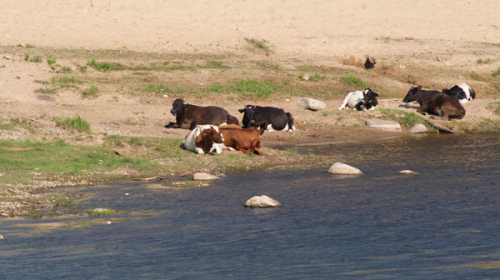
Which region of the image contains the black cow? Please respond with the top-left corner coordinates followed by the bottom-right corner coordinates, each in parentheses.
top-left (165, 98), bottom-right (239, 129)
top-left (238, 105), bottom-right (295, 132)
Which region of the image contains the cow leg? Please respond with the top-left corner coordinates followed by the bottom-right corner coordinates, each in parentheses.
top-left (189, 121), bottom-right (197, 130)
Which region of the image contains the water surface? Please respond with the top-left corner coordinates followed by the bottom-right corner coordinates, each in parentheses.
top-left (1, 134), bottom-right (500, 279)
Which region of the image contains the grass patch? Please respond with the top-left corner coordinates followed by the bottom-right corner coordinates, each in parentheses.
top-left (206, 83), bottom-right (224, 93)
top-left (255, 60), bottom-right (281, 71)
top-left (0, 140), bottom-right (152, 184)
top-left (487, 101), bottom-right (500, 116)
top-left (0, 118), bottom-right (34, 132)
top-left (54, 116), bottom-right (91, 133)
top-left (81, 84), bottom-right (99, 99)
top-left (47, 56), bottom-right (56, 66)
top-left (86, 208), bottom-right (120, 217)
top-left (24, 54), bottom-right (42, 63)
top-left (144, 84), bottom-right (170, 94)
top-left (492, 68), bottom-right (500, 77)
top-left (341, 73), bottom-right (367, 88)
top-left (204, 80), bottom-right (279, 98)
top-left (379, 108), bottom-right (430, 128)
top-left (244, 38), bottom-right (272, 55)
top-left (87, 58), bottom-right (126, 72)
top-left (230, 80), bottom-right (279, 98)
top-left (200, 60), bottom-right (229, 69)
top-left (302, 73), bottom-right (324, 82)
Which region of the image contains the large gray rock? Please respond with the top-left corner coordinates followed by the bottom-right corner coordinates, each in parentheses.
top-left (244, 195), bottom-right (281, 208)
top-left (193, 172), bottom-right (219, 181)
top-left (301, 98), bottom-right (326, 111)
top-left (409, 123), bottom-right (428, 134)
top-left (328, 162), bottom-right (363, 175)
top-left (366, 119), bottom-right (402, 132)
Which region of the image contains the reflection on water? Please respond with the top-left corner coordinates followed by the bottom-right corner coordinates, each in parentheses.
top-left (1, 134), bottom-right (500, 279)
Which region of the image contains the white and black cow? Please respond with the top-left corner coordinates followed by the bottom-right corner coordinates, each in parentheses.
top-left (181, 125), bottom-right (225, 155)
top-left (338, 88), bottom-right (379, 111)
top-left (442, 83), bottom-right (476, 104)
top-left (238, 105), bottom-right (295, 132)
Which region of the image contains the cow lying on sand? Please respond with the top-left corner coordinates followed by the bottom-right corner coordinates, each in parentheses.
top-left (165, 98), bottom-right (239, 129)
top-left (238, 105), bottom-right (295, 132)
top-left (338, 88), bottom-right (379, 111)
top-left (181, 125), bottom-right (224, 154)
top-left (403, 86), bottom-right (465, 120)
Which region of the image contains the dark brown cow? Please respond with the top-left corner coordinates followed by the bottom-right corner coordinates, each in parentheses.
top-left (403, 86), bottom-right (465, 120)
top-left (165, 98), bottom-right (239, 129)
top-left (219, 127), bottom-right (262, 155)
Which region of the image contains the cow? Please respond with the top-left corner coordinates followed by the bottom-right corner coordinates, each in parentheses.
top-left (338, 88), bottom-right (379, 111)
top-left (403, 86), bottom-right (465, 120)
top-left (181, 125), bottom-right (224, 155)
top-left (238, 105), bottom-right (295, 132)
top-left (442, 83), bottom-right (476, 104)
top-left (165, 98), bottom-right (239, 129)
top-left (219, 127), bottom-right (262, 155)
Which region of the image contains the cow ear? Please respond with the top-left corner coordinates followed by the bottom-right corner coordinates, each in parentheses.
top-left (238, 108), bottom-right (245, 113)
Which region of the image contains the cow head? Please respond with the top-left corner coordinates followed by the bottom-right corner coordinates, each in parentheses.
top-left (363, 88), bottom-right (379, 109)
top-left (238, 105), bottom-right (256, 128)
top-left (402, 86), bottom-right (422, 103)
top-left (195, 127), bottom-right (224, 154)
top-left (170, 98), bottom-right (185, 116)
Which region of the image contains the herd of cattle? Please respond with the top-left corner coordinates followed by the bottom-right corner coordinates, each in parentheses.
top-left (165, 82), bottom-right (476, 155)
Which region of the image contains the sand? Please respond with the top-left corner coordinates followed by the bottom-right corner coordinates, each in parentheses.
top-left (1, 0), bottom-right (499, 57)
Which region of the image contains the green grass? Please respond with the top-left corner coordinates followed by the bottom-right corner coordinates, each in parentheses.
top-left (0, 140), bottom-right (151, 184)
top-left (244, 38), bottom-right (272, 55)
top-left (81, 84), bottom-right (99, 98)
top-left (487, 101), bottom-right (500, 116)
top-left (229, 80), bottom-right (279, 98)
top-left (200, 60), bottom-right (229, 69)
top-left (24, 54), bottom-right (42, 63)
top-left (47, 56), bottom-right (56, 66)
top-left (493, 68), bottom-right (500, 77)
top-left (86, 208), bottom-right (120, 217)
top-left (0, 118), bottom-right (34, 132)
top-left (379, 108), bottom-right (430, 128)
top-left (207, 83), bottom-right (224, 93)
top-left (303, 73), bottom-right (324, 82)
top-left (204, 80), bottom-right (279, 98)
top-left (87, 58), bottom-right (126, 72)
top-left (50, 75), bottom-right (82, 89)
top-left (54, 116), bottom-right (91, 133)
top-left (341, 73), bottom-right (367, 88)
top-left (144, 84), bottom-right (170, 94)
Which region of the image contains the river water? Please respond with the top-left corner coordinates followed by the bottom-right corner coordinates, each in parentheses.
top-left (1, 134), bottom-right (500, 279)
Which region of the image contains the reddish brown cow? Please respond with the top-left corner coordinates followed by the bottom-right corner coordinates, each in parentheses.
top-left (220, 127), bottom-right (262, 155)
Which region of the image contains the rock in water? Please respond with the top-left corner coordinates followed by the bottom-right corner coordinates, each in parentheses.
top-left (366, 119), bottom-right (402, 132)
top-left (328, 162), bottom-right (363, 175)
top-left (409, 123), bottom-right (428, 134)
top-left (244, 195), bottom-right (281, 208)
top-left (400, 170), bottom-right (418, 175)
top-left (301, 98), bottom-right (326, 111)
top-left (193, 172), bottom-right (219, 181)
